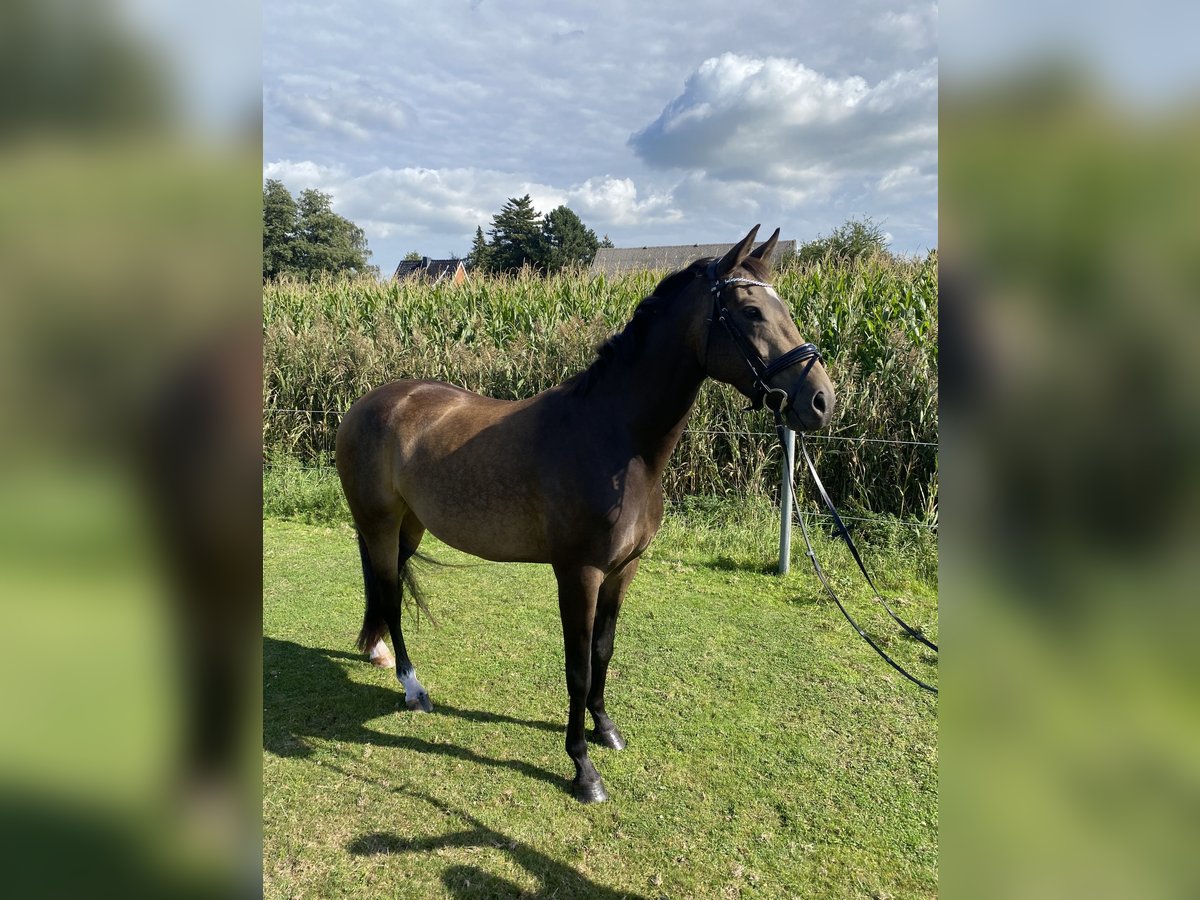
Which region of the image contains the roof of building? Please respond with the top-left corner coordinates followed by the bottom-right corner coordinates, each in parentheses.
top-left (392, 257), bottom-right (467, 281)
top-left (589, 240), bottom-right (797, 276)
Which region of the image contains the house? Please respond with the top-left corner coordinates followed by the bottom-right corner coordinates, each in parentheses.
top-left (589, 240), bottom-right (797, 276)
top-left (392, 257), bottom-right (468, 284)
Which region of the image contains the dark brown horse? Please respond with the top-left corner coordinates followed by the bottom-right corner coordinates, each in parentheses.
top-left (336, 226), bottom-right (835, 802)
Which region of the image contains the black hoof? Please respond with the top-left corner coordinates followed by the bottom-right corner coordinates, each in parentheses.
top-left (405, 691), bottom-right (433, 713)
top-left (588, 726), bottom-right (627, 750)
top-left (572, 778), bottom-right (609, 804)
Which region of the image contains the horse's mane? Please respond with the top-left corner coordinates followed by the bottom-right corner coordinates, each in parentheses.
top-left (567, 261), bottom-right (705, 396)
top-left (566, 254), bottom-right (773, 397)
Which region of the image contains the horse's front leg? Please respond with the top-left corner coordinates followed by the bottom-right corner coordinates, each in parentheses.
top-left (587, 557), bottom-right (639, 751)
top-left (554, 563), bottom-right (606, 803)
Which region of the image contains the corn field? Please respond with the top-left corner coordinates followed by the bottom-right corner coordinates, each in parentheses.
top-left (263, 253), bottom-right (938, 522)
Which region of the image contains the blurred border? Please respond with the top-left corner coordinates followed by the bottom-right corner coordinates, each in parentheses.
top-left (0, 1), bottom-right (262, 897)
top-left (942, 1), bottom-right (1200, 896)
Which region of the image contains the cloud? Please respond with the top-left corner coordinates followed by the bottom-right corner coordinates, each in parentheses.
top-left (263, 2), bottom-right (939, 258)
top-left (270, 88), bottom-right (412, 142)
top-left (262, 161), bottom-right (682, 245)
top-left (629, 53), bottom-right (937, 190)
top-left (877, 159), bottom-right (937, 199)
top-left (875, 3), bottom-right (938, 54)
top-left (565, 177), bottom-right (681, 227)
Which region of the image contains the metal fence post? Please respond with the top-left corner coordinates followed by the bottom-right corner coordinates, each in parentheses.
top-left (778, 426), bottom-right (795, 575)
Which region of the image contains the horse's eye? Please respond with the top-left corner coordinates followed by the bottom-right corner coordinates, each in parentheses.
top-left (742, 307), bottom-right (763, 321)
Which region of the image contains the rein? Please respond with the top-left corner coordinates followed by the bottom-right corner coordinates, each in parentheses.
top-left (706, 261), bottom-right (938, 694)
top-left (782, 421), bottom-right (938, 694)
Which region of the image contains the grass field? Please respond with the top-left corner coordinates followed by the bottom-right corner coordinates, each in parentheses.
top-left (264, 502), bottom-right (937, 899)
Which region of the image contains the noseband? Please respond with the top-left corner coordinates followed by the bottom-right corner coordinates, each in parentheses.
top-left (705, 260), bottom-right (822, 411)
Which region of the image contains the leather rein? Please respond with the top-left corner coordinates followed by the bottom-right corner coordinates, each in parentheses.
top-left (706, 262), bottom-right (938, 694)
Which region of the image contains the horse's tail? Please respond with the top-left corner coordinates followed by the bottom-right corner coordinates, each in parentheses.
top-left (355, 531), bottom-right (436, 653)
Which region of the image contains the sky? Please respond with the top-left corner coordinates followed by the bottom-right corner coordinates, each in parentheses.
top-left (263, 0), bottom-right (938, 272)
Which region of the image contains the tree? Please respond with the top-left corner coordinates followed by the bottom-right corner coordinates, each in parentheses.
top-left (263, 179), bottom-right (298, 281)
top-left (797, 217), bottom-right (891, 265)
top-left (261, 182), bottom-right (375, 280)
top-left (466, 226), bottom-right (491, 272)
top-left (294, 188), bottom-right (374, 278)
top-left (486, 195), bottom-right (545, 273)
top-left (541, 205), bottom-right (600, 271)
top-left (472, 198), bottom-right (606, 275)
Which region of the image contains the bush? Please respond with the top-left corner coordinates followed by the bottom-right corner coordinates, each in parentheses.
top-left (796, 217), bottom-right (892, 265)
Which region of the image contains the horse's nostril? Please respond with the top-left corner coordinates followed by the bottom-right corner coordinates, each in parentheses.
top-left (812, 391), bottom-right (827, 415)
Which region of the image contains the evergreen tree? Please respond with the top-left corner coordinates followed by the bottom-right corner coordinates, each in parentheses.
top-left (471, 198), bottom-right (605, 276)
top-left (467, 226), bottom-right (491, 272)
top-left (487, 194), bottom-right (545, 273)
top-left (541, 205), bottom-right (600, 271)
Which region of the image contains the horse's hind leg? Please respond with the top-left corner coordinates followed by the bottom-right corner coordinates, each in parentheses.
top-left (587, 558), bottom-right (638, 751)
top-left (355, 531), bottom-right (395, 668)
top-left (360, 514), bottom-right (433, 712)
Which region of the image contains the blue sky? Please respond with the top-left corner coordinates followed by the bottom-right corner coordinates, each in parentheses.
top-left (264, 1), bottom-right (938, 272)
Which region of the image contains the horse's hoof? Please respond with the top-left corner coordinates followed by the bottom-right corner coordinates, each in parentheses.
top-left (589, 727), bottom-right (626, 751)
top-left (405, 691), bottom-right (433, 713)
top-left (572, 778), bottom-right (609, 804)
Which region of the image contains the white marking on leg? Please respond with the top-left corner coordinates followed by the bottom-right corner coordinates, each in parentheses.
top-left (397, 667), bottom-right (425, 699)
top-left (368, 639), bottom-right (394, 667)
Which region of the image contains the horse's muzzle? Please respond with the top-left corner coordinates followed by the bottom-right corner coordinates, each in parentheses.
top-left (786, 386), bottom-right (834, 431)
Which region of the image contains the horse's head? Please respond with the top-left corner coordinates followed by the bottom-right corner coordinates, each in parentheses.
top-left (697, 225), bottom-right (835, 431)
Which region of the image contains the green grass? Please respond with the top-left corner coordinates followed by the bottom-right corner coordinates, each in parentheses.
top-left (264, 507), bottom-right (938, 899)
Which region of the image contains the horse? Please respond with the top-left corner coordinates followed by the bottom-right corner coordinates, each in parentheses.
top-left (335, 225), bottom-right (835, 803)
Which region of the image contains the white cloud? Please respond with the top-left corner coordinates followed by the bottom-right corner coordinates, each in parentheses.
top-left (566, 177), bottom-right (681, 227)
top-left (264, 158), bottom-right (343, 187)
top-left (263, 162), bottom-right (683, 248)
top-left (264, 2), bottom-right (939, 260)
top-left (630, 54), bottom-right (937, 190)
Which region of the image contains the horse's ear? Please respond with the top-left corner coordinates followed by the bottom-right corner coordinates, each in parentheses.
top-left (713, 225), bottom-right (761, 278)
top-left (749, 227), bottom-right (780, 263)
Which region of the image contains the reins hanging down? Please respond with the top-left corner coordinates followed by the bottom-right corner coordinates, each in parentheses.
top-left (784, 421), bottom-right (938, 694)
top-left (705, 259), bottom-right (937, 694)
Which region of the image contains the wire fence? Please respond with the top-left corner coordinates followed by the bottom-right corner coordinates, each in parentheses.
top-left (263, 406), bottom-right (938, 531)
top-left (264, 407), bottom-right (937, 449)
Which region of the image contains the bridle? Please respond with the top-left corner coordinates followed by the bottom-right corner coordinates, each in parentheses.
top-left (705, 259), bottom-right (822, 412)
top-left (704, 259), bottom-right (938, 694)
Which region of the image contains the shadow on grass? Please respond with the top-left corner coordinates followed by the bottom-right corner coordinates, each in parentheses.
top-left (264, 637), bottom-right (567, 793)
top-left (433, 701), bottom-right (561, 735)
top-left (347, 787), bottom-right (648, 900)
